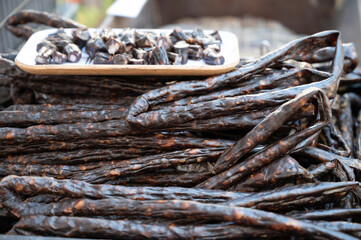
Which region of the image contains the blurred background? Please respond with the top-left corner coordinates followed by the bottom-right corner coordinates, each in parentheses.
top-left (0, 0), bottom-right (361, 58)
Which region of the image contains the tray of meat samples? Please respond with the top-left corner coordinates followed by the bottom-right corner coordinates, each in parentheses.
top-left (15, 27), bottom-right (240, 75)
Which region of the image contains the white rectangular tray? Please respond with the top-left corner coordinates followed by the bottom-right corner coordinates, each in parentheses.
top-left (15, 28), bottom-right (239, 76)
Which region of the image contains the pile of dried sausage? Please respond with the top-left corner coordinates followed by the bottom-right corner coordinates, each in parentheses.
top-left (1, 10), bottom-right (361, 239)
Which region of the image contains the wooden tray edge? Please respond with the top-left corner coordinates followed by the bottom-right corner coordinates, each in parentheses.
top-left (15, 57), bottom-right (239, 76)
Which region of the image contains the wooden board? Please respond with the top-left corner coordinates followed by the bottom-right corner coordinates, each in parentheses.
top-left (15, 28), bottom-right (239, 76)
